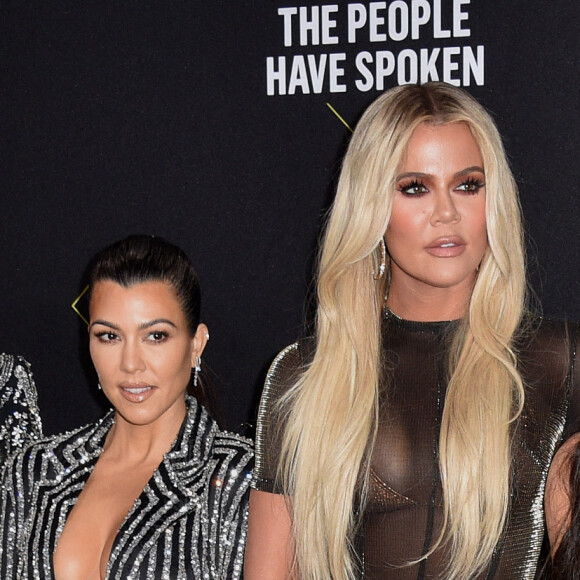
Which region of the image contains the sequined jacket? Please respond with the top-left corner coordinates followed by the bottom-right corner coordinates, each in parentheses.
top-left (0, 396), bottom-right (253, 579)
top-left (0, 353), bottom-right (43, 465)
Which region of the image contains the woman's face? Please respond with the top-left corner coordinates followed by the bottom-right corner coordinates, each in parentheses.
top-left (385, 122), bottom-right (488, 305)
top-left (89, 280), bottom-right (207, 428)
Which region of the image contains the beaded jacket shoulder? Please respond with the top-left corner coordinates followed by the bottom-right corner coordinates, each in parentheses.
top-left (0, 353), bottom-right (43, 465)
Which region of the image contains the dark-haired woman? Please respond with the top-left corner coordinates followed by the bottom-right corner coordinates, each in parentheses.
top-left (545, 432), bottom-right (580, 578)
top-left (0, 235), bottom-right (253, 580)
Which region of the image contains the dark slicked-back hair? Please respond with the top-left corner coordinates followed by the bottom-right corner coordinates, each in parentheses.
top-left (87, 235), bottom-right (221, 423)
top-left (87, 235), bottom-right (201, 335)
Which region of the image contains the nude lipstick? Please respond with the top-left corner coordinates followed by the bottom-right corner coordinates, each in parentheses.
top-left (425, 236), bottom-right (466, 258)
top-left (119, 383), bottom-right (155, 403)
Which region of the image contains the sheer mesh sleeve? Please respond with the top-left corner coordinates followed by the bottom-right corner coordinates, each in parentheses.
top-left (253, 342), bottom-right (305, 494)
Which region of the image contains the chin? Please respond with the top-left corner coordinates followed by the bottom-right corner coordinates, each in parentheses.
top-left (423, 269), bottom-right (478, 289)
top-left (114, 407), bottom-right (158, 427)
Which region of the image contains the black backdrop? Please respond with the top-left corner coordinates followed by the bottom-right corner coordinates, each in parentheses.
top-left (2, 1), bottom-right (579, 436)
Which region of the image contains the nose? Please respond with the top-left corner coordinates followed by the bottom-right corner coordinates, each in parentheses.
top-left (120, 338), bottom-right (145, 374)
top-left (430, 190), bottom-right (460, 226)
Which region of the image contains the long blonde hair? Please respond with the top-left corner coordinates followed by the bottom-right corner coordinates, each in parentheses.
top-left (277, 82), bottom-right (526, 579)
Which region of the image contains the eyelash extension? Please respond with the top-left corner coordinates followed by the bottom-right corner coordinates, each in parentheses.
top-left (397, 177), bottom-right (485, 196)
top-left (398, 178), bottom-right (427, 195)
top-left (460, 177), bottom-right (486, 193)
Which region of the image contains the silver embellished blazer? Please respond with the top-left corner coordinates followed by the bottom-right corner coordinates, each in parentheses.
top-left (0, 353), bottom-right (43, 464)
top-left (0, 396), bottom-right (253, 579)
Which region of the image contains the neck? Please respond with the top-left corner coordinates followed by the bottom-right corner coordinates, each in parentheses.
top-left (104, 399), bottom-right (187, 464)
top-left (387, 278), bottom-right (474, 322)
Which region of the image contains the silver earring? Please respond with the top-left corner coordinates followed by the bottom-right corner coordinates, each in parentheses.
top-left (97, 382), bottom-right (102, 391)
top-left (372, 238), bottom-right (386, 280)
top-left (193, 356), bottom-right (202, 387)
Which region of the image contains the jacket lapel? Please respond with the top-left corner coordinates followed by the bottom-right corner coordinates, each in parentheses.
top-left (34, 414), bottom-right (113, 576)
top-left (107, 398), bottom-right (217, 576)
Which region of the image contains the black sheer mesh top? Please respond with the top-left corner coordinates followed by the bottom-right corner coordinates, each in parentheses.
top-left (253, 312), bottom-right (580, 579)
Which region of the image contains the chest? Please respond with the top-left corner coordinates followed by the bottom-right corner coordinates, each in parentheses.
top-left (22, 458), bottom-right (210, 579)
top-left (370, 333), bottom-right (447, 504)
top-left (52, 459), bottom-right (158, 580)
top-left (367, 328), bottom-right (572, 511)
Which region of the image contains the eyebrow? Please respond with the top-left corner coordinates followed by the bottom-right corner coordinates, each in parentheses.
top-left (456, 165), bottom-right (485, 177)
top-left (140, 319), bottom-right (177, 330)
top-left (90, 320), bottom-right (120, 330)
top-left (90, 319), bottom-right (177, 330)
top-left (396, 166), bottom-right (485, 181)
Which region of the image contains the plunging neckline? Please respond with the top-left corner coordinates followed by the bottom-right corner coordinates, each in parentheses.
top-left (52, 404), bottom-right (191, 580)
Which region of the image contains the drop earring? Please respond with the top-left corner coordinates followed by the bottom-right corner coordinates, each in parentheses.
top-left (193, 356), bottom-right (202, 387)
top-left (372, 238), bottom-right (386, 280)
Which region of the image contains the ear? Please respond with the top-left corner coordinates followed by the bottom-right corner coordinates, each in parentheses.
top-left (190, 323), bottom-right (209, 366)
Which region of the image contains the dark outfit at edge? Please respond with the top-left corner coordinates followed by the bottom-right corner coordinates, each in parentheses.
top-left (253, 311), bottom-right (580, 579)
top-left (0, 396), bottom-right (253, 579)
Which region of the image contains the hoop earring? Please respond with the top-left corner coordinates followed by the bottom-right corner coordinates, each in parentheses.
top-left (193, 356), bottom-right (202, 387)
top-left (372, 238), bottom-right (386, 280)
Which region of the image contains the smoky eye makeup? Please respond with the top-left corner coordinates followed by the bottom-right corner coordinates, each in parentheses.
top-left (397, 178), bottom-right (429, 196)
top-left (455, 176), bottom-right (486, 194)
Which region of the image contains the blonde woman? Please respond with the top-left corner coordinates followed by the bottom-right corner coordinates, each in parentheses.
top-left (245, 82), bottom-right (580, 579)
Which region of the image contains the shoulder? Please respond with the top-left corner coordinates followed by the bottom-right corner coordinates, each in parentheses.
top-left (0, 354), bottom-right (40, 405)
top-left (0, 353), bottom-right (43, 463)
top-left (262, 338), bottom-right (314, 408)
top-left (182, 402), bottom-right (253, 492)
top-left (256, 340), bottom-right (311, 449)
top-left (267, 342), bottom-right (302, 380)
top-left (252, 340), bottom-right (312, 493)
top-left (516, 315), bottom-right (580, 435)
top-left (6, 426), bottom-right (82, 466)
top-left (1, 430), bottom-right (66, 489)
top-left (199, 425), bottom-right (253, 518)
top-left (516, 315), bottom-right (579, 374)
top-left (211, 427), bottom-right (254, 472)
top-left (0, 353), bottom-right (33, 382)
top-left (518, 314), bottom-right (578, 346)
top-left (210, 427), bottom-right (254, 490)
top-left (3, 418), bottom-right (108, 484)
top-left (179, 397), bottom-right (253, 473)
top-left (42, 415), bottom-right (110, 456)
